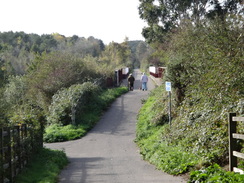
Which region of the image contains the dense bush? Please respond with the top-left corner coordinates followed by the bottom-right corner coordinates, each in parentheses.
top-left (47, 82), bottom-right (101, 125)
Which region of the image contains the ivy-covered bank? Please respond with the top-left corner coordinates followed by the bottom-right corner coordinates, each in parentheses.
top-left (135, 84), bottom-right (244, 182)
top-left (135, 86), bottom-right (199, 175)
top-left (136, 8), bottom-right (243, 182)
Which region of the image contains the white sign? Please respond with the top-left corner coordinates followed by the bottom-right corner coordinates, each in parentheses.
top-left (165, 82), bottom-right (171, 91)
top-left (149, 66), bottom-right (156, 74)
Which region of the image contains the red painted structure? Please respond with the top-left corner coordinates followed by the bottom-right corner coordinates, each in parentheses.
top-left (114, 67), bottom-right (129, 87)
top-left (149, 66), bottom-right (166, 78)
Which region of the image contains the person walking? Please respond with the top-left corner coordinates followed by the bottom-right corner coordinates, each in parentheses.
top-left (141, 73), bottom-right (148, 91)
top-left (127, 73), bottom-right (135, 91)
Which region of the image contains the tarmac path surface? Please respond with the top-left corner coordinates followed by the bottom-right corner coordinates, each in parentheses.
top-left (45, 69), bottom-right (186, 183)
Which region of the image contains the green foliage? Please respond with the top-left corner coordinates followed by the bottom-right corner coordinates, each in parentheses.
top-left (0, 31), bottom-right (136, 129)
top-left (0, 31), bottom-right (104, 56)
top-left (136, 87), bottom-right (198, 175)
top-left (4, 75), bottom-right (27, 106)
top-left (47, 82), bottom-right (101, 126)
top-left (189, 164), bottom-right (244, 183)
top-left (26, 52), bottom-right (113, 113)
top-left (136, 84), bottom-right (243, 177)
top-left (44, 86), bottom-right (128, 143)
top-left (0, 31), bottom-right (107, 84)
top-left (0, 88), bottom-right (6, 126)
top-left (162, 18), bottom-right (244, 165)
top-left (100, 41), bottom-right (132, 68)
top-left (136, 86), bottom-right (168, 126)
top-left (127, 40), bottom-right (153, 69)
top-left (43, 124), bottom-right (86, 142)
top-left (67, 36), bottom-right (105, 57)
top-left (27, 52), bottom-right (87, 103)
top-left (2, 75), bottom-right (44, 127)
top-left (136, 16), bottom-right (244, 178)
top-left (98, 86), bottom-right (129, 107)
top-left (138, 0), bottom-right (243, 43)
top-left (15, 148), bottom-right (68, 183)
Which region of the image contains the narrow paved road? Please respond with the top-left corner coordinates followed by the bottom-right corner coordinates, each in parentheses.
top-left (45, 69), bottom-right (186, 183)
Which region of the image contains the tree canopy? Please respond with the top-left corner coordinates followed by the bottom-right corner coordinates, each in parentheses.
top-left (139, 0), bottom-right (243, 43)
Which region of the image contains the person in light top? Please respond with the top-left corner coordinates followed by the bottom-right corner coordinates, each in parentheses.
top-left (141, 73), bottom-right (148, 91)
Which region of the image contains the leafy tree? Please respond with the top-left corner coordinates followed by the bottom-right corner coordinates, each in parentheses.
top-left (1, 75), bottom-right (42, 126)
top-left (70, 35), bottom-right (79, 44)
top-left (100, 41), bottom-right (132, 68)
top-left (26, 51), bottom-right (113, 111)
top-left (26, 52), bottom-right (87, 109)
top-left (40, 34), bottom-right (57, 52)
top-left (136, 41), bottom-right (154, 70)
top-left (138, 0), bottom-right (243, 43)
top-left (0, 46), bottom-right (16, 76)
top-left (0, 31), bottom-right (109, 80)
top-left (64, 36), bottom-right (105, 57)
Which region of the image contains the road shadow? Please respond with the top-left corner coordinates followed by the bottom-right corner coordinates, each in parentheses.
top-left (59, 157), bottom-right (114, 183)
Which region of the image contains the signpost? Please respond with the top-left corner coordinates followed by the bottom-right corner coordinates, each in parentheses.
top-left (165, 82), bottom-right (171, 125)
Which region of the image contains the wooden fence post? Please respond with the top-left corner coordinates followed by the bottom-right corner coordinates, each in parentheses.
top-left (4, 127), bottom-right (13, 183)
top-left (1, 124), bottom-right (44, 181)
top-left (16, 125), bottom-right (21, 173)
top-left (13, 126), bottom-right (21, 177)
top-left (0, 128), bottom-right (3, 183)
top-left (229, 113), bottom-right (237, 171)
top-left (12, 126), bottom-right (17, 178)
top-left (39, 118), bottom-right (44, 148)
top-left (21, 124), bottom-right (28, 166)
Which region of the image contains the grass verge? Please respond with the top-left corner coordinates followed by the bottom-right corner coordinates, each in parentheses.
top-left (15, 148), bottom-right (68, 183)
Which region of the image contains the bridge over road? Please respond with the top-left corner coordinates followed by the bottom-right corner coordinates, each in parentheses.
top-left (45, 69), bottom-right (186, 183)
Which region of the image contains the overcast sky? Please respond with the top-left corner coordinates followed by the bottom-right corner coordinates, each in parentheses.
top-left (0, 0), bottom-right (147, 44)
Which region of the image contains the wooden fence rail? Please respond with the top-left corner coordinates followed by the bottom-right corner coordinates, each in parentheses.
top-left (229, 113), bottom-right (244, 174)
top-left (0, 124), bottom-right (43, 183)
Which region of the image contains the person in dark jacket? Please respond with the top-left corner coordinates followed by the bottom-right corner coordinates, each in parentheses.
top-left (127, 74), bottom-right (135, 91)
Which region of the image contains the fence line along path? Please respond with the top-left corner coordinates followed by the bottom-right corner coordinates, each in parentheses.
top-left (1, 124), bottom-right (43, 183)
top-left (45, 69), bottom-right (186, 183)
top-left (229, 113), bottom-right (244, 174)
